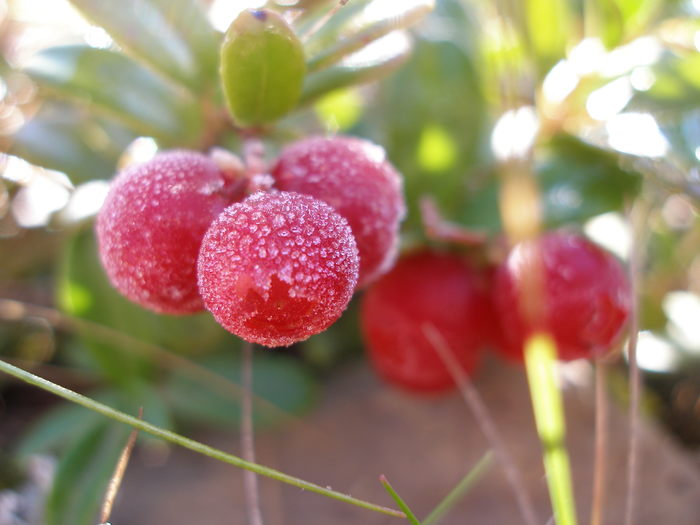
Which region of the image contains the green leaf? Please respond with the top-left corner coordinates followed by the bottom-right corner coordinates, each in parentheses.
top-left (526, 0), bottom-right (572, 73)
top-left (295, 0), bottom-right (370, 40)
top-left (9, 102), bottom-right (132, 184)
top-left (300, 34), bottom-right (412, 105)
top-left (306, 0), bottom-right (434, 73)
top-left (17, 397), bottom-right (109, 458)
top-left (363, 1), bottom-right (488, 232)
top-left (58, 229), bottom-right (228, 385)
top-left (24, 46), bottom-right (202, 145)
top-left (629, 50), bottom-right (700, 114)
top-left (537, 135), bottom-right (642, 227)
top-left (220, 9), bottom-right (306, 126)
top-left (45, 421), bottom-right (131, 525)
top-left (457, 135), bottom-right (643, 232)
top-left (68, 0), bottom-right (220, 90)
top-left (165, 353), bottom-right (317, 429)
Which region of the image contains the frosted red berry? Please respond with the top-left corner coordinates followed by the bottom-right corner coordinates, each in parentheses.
top-left (360, 251), bottom-right (493, 393)
top-left (96, 150), bottom-right (239, 314)
top-left (271, 136), bottom-right (405, 288)
top-left (492, 232), bottom-right (632, 362)
top-left (197, 191), bottom-right (359, 347)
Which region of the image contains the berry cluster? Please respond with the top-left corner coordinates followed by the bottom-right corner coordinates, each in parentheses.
top-left (360, 232), bottom-right (632, 394)
top-left (97, 136), bottom-right (405, 347)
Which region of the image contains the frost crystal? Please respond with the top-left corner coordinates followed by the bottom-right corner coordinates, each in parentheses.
top-left (272, 136), bottom-right (405, 288)
top-left (197, 191), bottom-right (359, 347)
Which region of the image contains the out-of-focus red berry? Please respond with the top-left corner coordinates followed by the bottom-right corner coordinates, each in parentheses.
top-left (492, 232), bottom-right (632, 362)
top-left (360, 251), bottom-right (492, 393)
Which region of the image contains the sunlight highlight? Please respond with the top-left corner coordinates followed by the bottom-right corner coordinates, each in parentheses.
top-left (208, 0), bottom-right (266, 32)
top-left (663, 291), bottom-right (700, 353)
top-left (605, 113), bottom-right (669, 158)
top-left (634, 331), bottom-right (681, 373)
top-left (584, 212), bottom-right (631, 260)
top-left (491, 106), bottom-right (539, 162)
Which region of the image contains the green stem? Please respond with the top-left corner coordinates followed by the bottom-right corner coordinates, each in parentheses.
top-left (0, 359), bottom-right (405, 519)
top-left (422, 452), bottom-right (493, 525)
top-left (523, 333), bottom-right (578, 525)
top-left (380, 475), bottom-right (422, 525)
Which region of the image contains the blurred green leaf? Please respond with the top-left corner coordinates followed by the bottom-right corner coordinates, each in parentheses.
top-left (58, 229), bottom-right (228, 386)
top-left (24, 46), bottom-right (202, 145)
top-left (306, 0), bottom-right (434, 73)
top-left (17, 394), bottom-right (114, 458)
top-left (457, 135), bottom-right (643, 231)
top-left (300, 34), bottom-right (412, 105)
top-left (656, 108), bottom-right (700, 170)
top-left (526, 0), bottom-right (572, 73)
top-left (363, 0), bottom-right (487, 231)
top-left (165, 353), bottom-right (317, 429)
top-left (539, 135), bottom-right (642, 226)
top-left (314, 88), bottom-right (364, 131)
top-left (629, 51), bottom-right (700, 113)
top-left (45, 421), bottom-right (131, 525)
top-left (611, 0), bottom-right (663, 39)
top-left (220, 9), bottom-right (306, 126)
top-left (68, 0), bottom-right (220, 91)
top-left (10, 102), bottom-right (133, 184)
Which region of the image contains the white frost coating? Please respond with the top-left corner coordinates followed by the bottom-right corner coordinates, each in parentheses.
top-left (197, 191), bottom-right (359, 347)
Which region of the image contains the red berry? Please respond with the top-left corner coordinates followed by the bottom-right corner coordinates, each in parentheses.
top-left (492, 232), bottom-right (632, 362)
top-left (271, 136), bottom-right (405, 288)
top-left (360, 251), bottom-right (492, 393)
top-left (96, 150), bottom-right (240, 314)
top-left (197, 191), bottom-right (359, 347)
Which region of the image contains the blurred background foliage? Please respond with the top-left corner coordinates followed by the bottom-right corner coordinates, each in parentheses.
top-left (1, 0), bottom-right (700, 523)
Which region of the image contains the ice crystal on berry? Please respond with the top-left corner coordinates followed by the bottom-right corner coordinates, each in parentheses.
top-left (272, 136), bottom-right (405, 288)
top-left (97, 150), bottom-right (240, 314)
top-left (197, 191), bottom-right (359, 347)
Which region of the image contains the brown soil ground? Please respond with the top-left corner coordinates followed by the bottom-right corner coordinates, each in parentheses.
top-left (112, 359), bottom-right (700, 525)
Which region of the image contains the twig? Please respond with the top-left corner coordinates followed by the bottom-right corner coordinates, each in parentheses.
top-left (624, 197), bottom-right (649, 525)
top-left (590, 361), bottom-right (609, 525)
top-left (242, 341), bottom-right (264, 525)
top-left (423, 323), bottom-right (539, 525)
top-left (99, 408), bottom-right (142, 524)
top-left (0, 358), bottom-right (406, 519)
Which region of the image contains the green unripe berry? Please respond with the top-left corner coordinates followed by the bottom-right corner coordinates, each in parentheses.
top-left (220, 9), bottom-right (306, 127)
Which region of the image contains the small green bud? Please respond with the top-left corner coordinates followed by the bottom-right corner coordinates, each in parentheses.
top-left (220, 9), bottom-right (306, 127)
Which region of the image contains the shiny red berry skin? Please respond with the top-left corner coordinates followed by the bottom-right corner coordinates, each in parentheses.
top-left (360, 251), bottom-right (492, 393)
top-left (197, 191), bottom-right (359, 347)
top-left (96, 150), bottom-right (239, 314)
top-left (492, 232), bottom-right (632, 362)
top-left (271, 136), bottom-right (405, 288)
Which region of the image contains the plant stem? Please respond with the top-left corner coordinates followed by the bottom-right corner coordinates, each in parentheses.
top-left (379, 475), bottom-right (422, 525)
top-left (523, 333), bottom-right (578, 525)
top-left (423, 324), bottom-right (538, 525)
top-left (623, 193), bottom-right (649, 525)
top-left (422, 451), bottom-right (493, 525)
top-left (99, 408), bottom-right (141, 524)
top-left (590, 361), bottom-right (608, 525)
top-left (0, 359), bottom-right (406, 519)
top-left (241, 341), bottom-right (264, 525)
